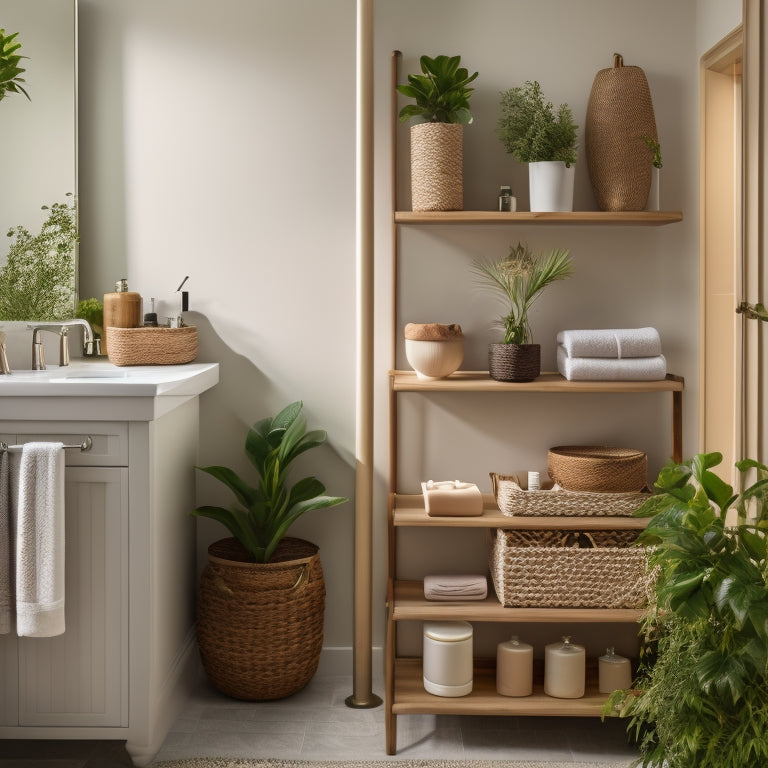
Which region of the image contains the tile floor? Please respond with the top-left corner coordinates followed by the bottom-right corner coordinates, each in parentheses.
top-left (151, 675), bottom-right (639, 765)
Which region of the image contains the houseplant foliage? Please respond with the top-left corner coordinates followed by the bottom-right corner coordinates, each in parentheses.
top-left (0, 28), bottom-right (29, 102)
top-left (497, 80), bottom-right (577, 166)
top-left (0, 197), bottom-right (77, 321)
top-left (605, 452), bottom-right (768, 768)
top-left (191, 400), bottom-right (347, 564)
top-left (397, 54), bottom-right (478, 212)
top-left (396, 54), bottom-right (478, 125)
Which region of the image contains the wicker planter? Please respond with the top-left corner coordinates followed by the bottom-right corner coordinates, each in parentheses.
top-left (585, 53), bottom-right (658, 211)
top-left (488, 343), bottom-right (540, 382)
top-left (196, 536), bottom-right (325, 701)
top-left (410, 122), bottom-right (463, 211)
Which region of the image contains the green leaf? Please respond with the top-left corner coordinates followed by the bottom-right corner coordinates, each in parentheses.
top-left (196, 465), bottom-right (256, 510)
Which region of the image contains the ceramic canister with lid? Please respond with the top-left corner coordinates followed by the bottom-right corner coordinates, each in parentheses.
top-left (544, 635), bottom-right (585, 699)
top-left (598, 647), bottom-right (632, 693)
top-left (496, 635), bottom-right (533, 696)
top-left (422, 620), bottom-right (473, 697)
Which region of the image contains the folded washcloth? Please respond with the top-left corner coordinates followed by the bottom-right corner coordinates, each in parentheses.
top-left (0, 451), bottom-right (9, 635)
top-left (15, 442), bottom-right (65, 638)
top-left (421, 480), bottom-right (483, 516)
top-left (557, 327), bottom-right (662, 359)
top-left (558, 345), bottom-right (667, 381)
top-left (424, 574), bottom-right (488, 601)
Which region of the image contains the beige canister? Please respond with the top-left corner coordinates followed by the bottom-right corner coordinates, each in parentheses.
top-left (422, 621), bottom-right (473, 697)
top-left (598, 647), bottom-right (632, 693)
top-left (103, 278), bottom-right (142, 352)
top-left (544, 635), bottom-right (585, 699)
top-left (496, 635), bottom-right (533, 697)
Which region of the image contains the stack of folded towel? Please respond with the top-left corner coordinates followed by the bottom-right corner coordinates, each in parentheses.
top-left (557, 327), bottom-right (667, 381)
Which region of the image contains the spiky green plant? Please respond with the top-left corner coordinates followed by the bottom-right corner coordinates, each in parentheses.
top-left (498, 80), bottom-right (577, 166)
top-left (191, 401), bottom-right (347, 563)
top-left (0, 28), bottom-right (30, 102)
top-left (397, 54), bottom-right (478, 125)
top-left (471, 242), bottom-right (573, 344)
top-left (643, 136), bottom-right (663, 169)
top-left (0, 196), bottom-right (77, 320)
top-left (605, 452), bottom-right (768, 768)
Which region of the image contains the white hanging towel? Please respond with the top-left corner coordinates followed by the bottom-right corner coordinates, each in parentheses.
top-left (14, 442), bottom-right (65, 638)
top-left (0, 451), bottom-right (10, 634)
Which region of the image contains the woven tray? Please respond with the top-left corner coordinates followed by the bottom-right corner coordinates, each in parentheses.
top-left (548, 445), bottom-right (648, 492)
top-left (106, 325), bottom-right (198, 366)
top-left (490, 473), bottom-right (649, 517)
top-left (489, 528), bottom-right (651, 609)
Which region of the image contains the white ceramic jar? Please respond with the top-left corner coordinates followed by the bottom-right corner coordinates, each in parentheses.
top-left (544, 635), bottom-right (585, 699)
top-left (422, 620), bottom-right (473, 697)
top-left (404, 322), bottom-right (464, 380)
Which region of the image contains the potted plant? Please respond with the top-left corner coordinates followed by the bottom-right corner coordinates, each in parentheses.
top-left (643, 136), bottom-right (662, 211)
top-left (497, 80), bottom-right (578, 212)
top-left (0, 28), bottom-right (30, 102)
top-left (471, 242), bottom-right (573, 381)
top-left (397, 54), bottom-right (478, 212)
top-left (605, 452), bottom-right (768, 767)
top-left (190, 400), bottom-right (348, 700)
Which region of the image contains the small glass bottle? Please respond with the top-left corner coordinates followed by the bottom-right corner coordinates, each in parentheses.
top-left (498, 185), bottom-right (517, 212)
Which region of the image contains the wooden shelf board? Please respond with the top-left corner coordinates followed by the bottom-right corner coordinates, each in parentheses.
top-left (392, 493), bottom-right (651, 529)
top-left (394, 210), bottom-right (683, 226)
top-left (393, 658), bottom-right (613, 716)
top-left (390, 371), bottom-right (685, 393)
top-left (392, 581), bottom-right (646, 623)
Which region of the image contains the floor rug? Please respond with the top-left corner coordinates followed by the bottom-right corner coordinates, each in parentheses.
top-left (151, 759), bottom-right (634, 768)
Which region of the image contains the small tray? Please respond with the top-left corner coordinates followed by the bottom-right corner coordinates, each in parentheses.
top-left (106, 326), bottom-right (198, 366)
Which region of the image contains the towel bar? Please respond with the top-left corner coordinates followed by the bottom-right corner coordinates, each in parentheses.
top-left (0, 436), bottom-right (93, 453)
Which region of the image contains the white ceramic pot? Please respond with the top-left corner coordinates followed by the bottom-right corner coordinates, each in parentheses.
top-left (529, 161), bottom-right (575, 212)
top-left (405, 338), bottom-right (464, 380)
top-left (645, 167), bottom-right (660, 211)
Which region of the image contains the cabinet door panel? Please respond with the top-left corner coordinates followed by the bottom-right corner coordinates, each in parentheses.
top-left (18, 466), bottom-right (128, 727)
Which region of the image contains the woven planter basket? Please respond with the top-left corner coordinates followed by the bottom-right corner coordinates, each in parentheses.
top-left (490, 473), bottom-right (649, 517)
top-left (548, 445), bottom-right (648, 493)
top-left (410, 122), bottom-right (463, 211)
top-left (106, 325), bottom-right (198, 366)
top-left (489, 343), bottom-right (540, 383)
top-left (489, 528), bottom-right (651, 609)
top-left (196, 537), bottom-right (325, 701)
top-left (585, 53), bottom-right (658, 211)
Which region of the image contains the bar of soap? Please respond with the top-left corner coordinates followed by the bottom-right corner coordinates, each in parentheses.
top-left (421, 480), bottom-right (483, 516)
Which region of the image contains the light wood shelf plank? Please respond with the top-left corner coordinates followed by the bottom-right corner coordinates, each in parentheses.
top-left (392, 581), bottom-right (646, 623)
top-left (394, 210), bottom-right (683, 226)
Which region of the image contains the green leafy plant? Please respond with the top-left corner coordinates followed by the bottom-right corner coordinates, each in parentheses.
top-left (498, 80), bottom-right (578, 166)
top-left (471, 242), bottom-right (573, 344)
top-left (191, 401), bottom-right (348, 563)
top-left (605, 452), bottom-right (768, 768)
top-left (0, 196), bottom-right (78, 320)
top-left (397, 54), bottom-right (478, 125)
top-left (0, 28), bottom-right (30, 102)
top-left (643, 136), bottom-right (663, 169)
top-left (76, 298), bottom-right (104, 339)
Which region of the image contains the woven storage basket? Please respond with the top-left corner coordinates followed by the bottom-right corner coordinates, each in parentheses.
top-left (585, 53), bottom-right (658, 212)
top-left (410, 122), bottom-right (463, 211)
top-left (196, 537), bottom-right (325, 701)
top-left (490, 473), bottom-right (649, 517)
top-left (488, 343), bottom-right (540, 383)
top-left (106, 325), bottom-right (198, 366)
top-left (548, 445), bottom-right (648, 493)
top-left (489, 528), bottom-right (650, 608)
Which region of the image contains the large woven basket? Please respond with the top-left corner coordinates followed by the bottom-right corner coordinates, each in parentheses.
top-left (585, 53), bottom-right (658, 211)
top-left (548, 445), bottom-right (648, 493)
top-left (490, 473), bottom-right (649, 517)
top-left (489, 528), bottom-right (650, 608)
top-left (196, 537), bottom-right (325, 701)
top-left (106, 325), bottom-right (198, 366)
top-left (410, 122), bottom-right (463, 211)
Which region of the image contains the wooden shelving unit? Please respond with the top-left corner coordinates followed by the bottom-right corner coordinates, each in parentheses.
top-left (394, 210), bottom-right (683, 226)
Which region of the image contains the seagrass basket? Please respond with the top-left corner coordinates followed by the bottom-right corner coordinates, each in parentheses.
top-left (410, 122), bottom-right (463, 211)
top-left (196, 537), bottom-right (325, 701)
top-left (547, 445), bottom-right (648, 493)
top-left (106, 325), bottom-right (198, 366)
top-left (489, 528), bottom-right (650, 609)
top-left (490, 473), bottom-right (649, 517)
top-left (488, 343), bottom-right (540, 383)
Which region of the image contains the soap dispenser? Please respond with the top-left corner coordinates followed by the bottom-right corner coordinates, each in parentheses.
top-left (103, 278), bottom-right (142, 351)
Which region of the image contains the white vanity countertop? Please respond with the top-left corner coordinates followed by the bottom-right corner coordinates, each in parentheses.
top-left (0, 360), bottom-right (220, 421)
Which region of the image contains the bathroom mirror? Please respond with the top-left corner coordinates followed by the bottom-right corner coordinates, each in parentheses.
top-left (0, 0), bottom-right (77, 321)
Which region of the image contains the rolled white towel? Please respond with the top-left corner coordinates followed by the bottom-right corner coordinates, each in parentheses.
top-left (557, 327), bottom-right (662, 359)
top-left (557, 345), bottom-right (667, 381)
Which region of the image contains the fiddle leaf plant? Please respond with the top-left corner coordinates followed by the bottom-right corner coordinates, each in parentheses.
top-left (191, 401), bottom-right (347, 563)
top-left (397, 54), bottom-right (478, 125)
top-left (0, 28), bottom-right (30, 102)
top-left (604, 452), bottom-right (768, 768)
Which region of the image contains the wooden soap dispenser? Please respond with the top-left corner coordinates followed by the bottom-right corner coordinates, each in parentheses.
top-left (103, 278), bottom-right (142, 352)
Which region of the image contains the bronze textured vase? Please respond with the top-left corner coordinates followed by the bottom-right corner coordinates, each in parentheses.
top-left (489, 343), bottom-right (540, 383)
top-left (585, 53), bottom-right (658, 211)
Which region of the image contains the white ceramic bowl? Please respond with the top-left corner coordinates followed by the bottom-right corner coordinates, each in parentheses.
top-left (405, 338), bottom-right (464, 380)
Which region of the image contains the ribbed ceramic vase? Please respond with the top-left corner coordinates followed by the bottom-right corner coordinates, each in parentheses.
top-left (409, 122), bottom-right (464, 211)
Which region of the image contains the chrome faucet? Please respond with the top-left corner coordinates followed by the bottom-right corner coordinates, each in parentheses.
top-left (27, 319), bottom-right (95, 370)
